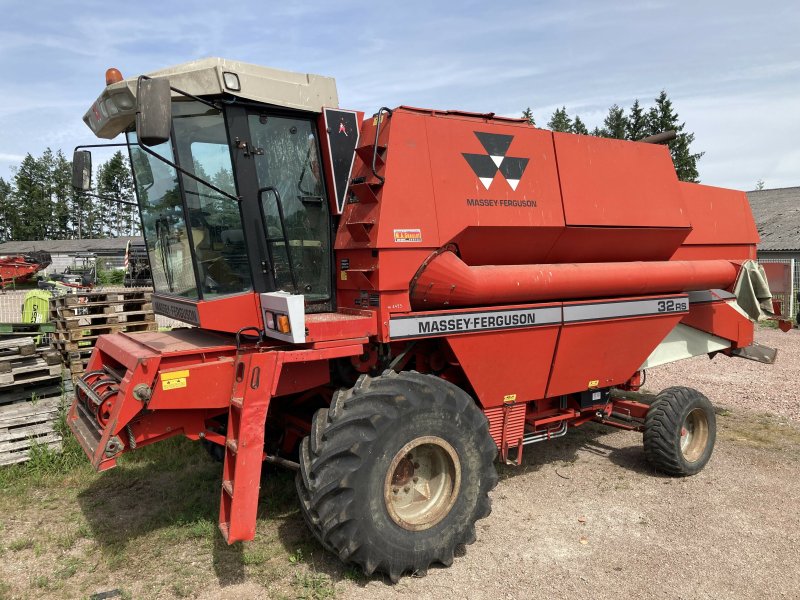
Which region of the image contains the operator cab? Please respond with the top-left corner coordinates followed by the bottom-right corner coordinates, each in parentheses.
top-left (76, 58), bottom-right (351, 336)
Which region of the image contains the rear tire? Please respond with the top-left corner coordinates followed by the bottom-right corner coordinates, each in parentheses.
top-left (296, 371), bottom-right (498, 582)
top-left (643, 386), bottom-right (716, 476)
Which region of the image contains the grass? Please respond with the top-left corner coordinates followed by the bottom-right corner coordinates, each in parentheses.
top-left (0, 396), bottom-right (347, 598)
top-left (718, 411), bottom-right (800, 451)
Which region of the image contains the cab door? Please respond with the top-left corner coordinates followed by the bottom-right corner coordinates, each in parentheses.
top-left (228, 106), bottom-right (334, 313)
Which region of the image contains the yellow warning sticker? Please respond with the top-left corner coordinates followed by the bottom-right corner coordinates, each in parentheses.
top-left (503, 394), bottom-right (517, 403)
top-left (161, 370), bottom-right (189, 391)
top-left (340, 271), bottom-right (348, 281)
top-left (588, 379), bottom-right (600, 389)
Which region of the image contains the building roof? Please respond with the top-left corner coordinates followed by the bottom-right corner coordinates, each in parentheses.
top-left (746, 187), bottom-right (800, 252)
top-left (0, 237), bottom-right (143, 255)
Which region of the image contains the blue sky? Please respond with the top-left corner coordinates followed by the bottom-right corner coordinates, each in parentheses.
top-left (0, 0), bottom-right (797, 191)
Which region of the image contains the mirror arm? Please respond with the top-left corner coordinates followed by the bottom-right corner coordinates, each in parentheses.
top-left (77, 191), bottom-right (138, 207)
top-left (136, 75), bottom-right (221, 111)
top-left (73, 143), bottom-right (131, 152)
top-left (72, 141), bottom-right (236, 201)
top-left (134, 139), bottom-right (240, 202)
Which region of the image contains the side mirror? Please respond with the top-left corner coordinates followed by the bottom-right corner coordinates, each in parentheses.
top-left (72, 150), bottom-right (92, 190)
top-left (130, 148), bottom-right (155, 189)
top-left (136, 77), bottom-right (171, 147)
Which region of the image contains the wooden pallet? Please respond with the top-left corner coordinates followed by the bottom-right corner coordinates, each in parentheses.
top-left (0, 355), bottom-right (62, 386)
top-left (0, 322), bottom-right (56, 337)
top-left (50, 320), bottom-right (157, 343)
top-left (0, 396), bottom-right (63, 466)
top-left (0, 337), bottom-right (61, 388)
top-left (51, 290), bottom-right (152, 308)
top-left (0, 336), bottom-right (36, 358)
top-left (0, 380), bottom-right (63, 405)
top-left (52, 309), bottom-right (155, 331)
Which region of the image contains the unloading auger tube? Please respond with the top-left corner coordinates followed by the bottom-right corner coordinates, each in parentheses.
top-left (410, 249), bottom-right (740, 309)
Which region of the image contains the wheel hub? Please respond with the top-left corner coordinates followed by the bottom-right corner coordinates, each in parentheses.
top-left (680, 408), bottom-right (709, 462)
top-left (384, 436), bottom-right (461, 531)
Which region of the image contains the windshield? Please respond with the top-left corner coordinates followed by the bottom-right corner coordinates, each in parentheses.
top-left (128, 101), bottom-right (252, 299)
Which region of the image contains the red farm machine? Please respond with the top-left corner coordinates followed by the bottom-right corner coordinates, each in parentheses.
top-left (0, 251), bottom-right (51, 287)
top-left (69, 58), bottom-right (786, 581)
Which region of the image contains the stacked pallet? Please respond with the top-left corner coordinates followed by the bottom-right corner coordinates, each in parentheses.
top-left (0, 336), bottom-right (64, 466)
top-left (50, 288), bottom-right (156, 378)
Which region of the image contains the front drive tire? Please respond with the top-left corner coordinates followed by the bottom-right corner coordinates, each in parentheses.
top-left (296, 371), bottom-right (498, 582)
top-left (643, 386), bottom-right (717, 476)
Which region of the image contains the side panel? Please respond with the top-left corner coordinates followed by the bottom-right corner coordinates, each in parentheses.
top-left (546, 296), bottom-right (688, 397)
top-left (553, 133), bottom-right (690, 229)
top-left (425, 118), bottom-right (565, 257)
top-left (681, 301), bottom-right (754, 348)
top-left (447, 326), bottom-right (560, 408)
top-left (675, 182), bottom-right (760, 261)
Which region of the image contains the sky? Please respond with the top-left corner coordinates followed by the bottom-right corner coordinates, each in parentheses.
top-left (0, 0), bottom-right (797, 191)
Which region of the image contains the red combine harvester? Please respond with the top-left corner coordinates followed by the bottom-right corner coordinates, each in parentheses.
top-left (0, 252), bottom-right (51, 287)
top-left (69, 59), bottom-right (786, 581)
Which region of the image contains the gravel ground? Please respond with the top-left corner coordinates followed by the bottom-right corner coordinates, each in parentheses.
top-left (335, 414), bottom-right (800, 600)
top-left (646, 327), bottom-right (800, 421)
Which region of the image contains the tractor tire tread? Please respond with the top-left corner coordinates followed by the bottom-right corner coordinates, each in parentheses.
top-left (295, 371), bottom-right (497, 581)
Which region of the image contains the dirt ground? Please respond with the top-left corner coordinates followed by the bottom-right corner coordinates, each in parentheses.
top-left (1, 327), bottom-right (798, 599)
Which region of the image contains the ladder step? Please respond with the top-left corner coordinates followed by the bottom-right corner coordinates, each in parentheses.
top-left (231, 397), bottom-right (243, 409)
top-left (222, 479), bottom-right (234, 498)
top-left (226, 438), bottom-right (238, 454)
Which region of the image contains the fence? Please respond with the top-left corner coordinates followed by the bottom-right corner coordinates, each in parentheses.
top-left (758, 258), bottom-right (797, 320)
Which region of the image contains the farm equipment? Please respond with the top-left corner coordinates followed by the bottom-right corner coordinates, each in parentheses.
top-left (69, 58), bottom-right (787, 581)
top-left (123, 240), bottom-right (152, 288)
top-left (0, 251), bottom-right (51, 287)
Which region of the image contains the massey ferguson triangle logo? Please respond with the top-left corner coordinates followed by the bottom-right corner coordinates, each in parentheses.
top-left (463, 132), bottom-right (529, 191)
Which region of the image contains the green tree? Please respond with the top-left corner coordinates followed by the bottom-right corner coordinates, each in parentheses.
top-left (12, 153), bottom-right (50, 240)
top-left (547, 106), bottom-right (573, 133)
top-left (600, 104), bottom-right (627, 139)
top-left (626, 100), bottom-right (647, 141)
top-left (51, 150), bottom-right (75, 239)
top-left (0, 178), bottom-right (13, 242)
top-left (755, 179), bottom-right (765, 191)
top-left (646, 90), bottom-right (703, 182)
top-left (96, 151), bottom-right (137, 237)
top-left (523, 91), bottom-right (703, 182)
top-left (572, 116), bottom-right (589, 135)
top-left (522, 107), bottom-right (536, 126)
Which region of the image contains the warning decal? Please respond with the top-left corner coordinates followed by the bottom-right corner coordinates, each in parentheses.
top-left (161, 370), bottom-right (189, 391)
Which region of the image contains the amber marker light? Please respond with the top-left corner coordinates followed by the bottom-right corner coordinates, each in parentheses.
top-left (277, 315), bottom-right (291, 334)
top-left (105, 68), bottom-right (124, 85)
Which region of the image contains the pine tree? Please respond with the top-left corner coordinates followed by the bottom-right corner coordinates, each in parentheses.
top-left (572, 116), bottom-right (589, 135)
top-left (547, 107), bottom-right (573, 133)
top-left (0, 178), bottom-right (13, 242)
top-left (12, 153), bottom-right (50, 240)
top-left (96, 151), bottom-right (137, 236)
top-left (626, 100), bottom-right (647, 141)
top-left (522, 107), bottom-right (536, 126)
top-left (51, 150), bottom-right (74, 239)
top-left (600, 104), bottom-right (627, 139)
top-left (646, 91), bottom-right (703, 182)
